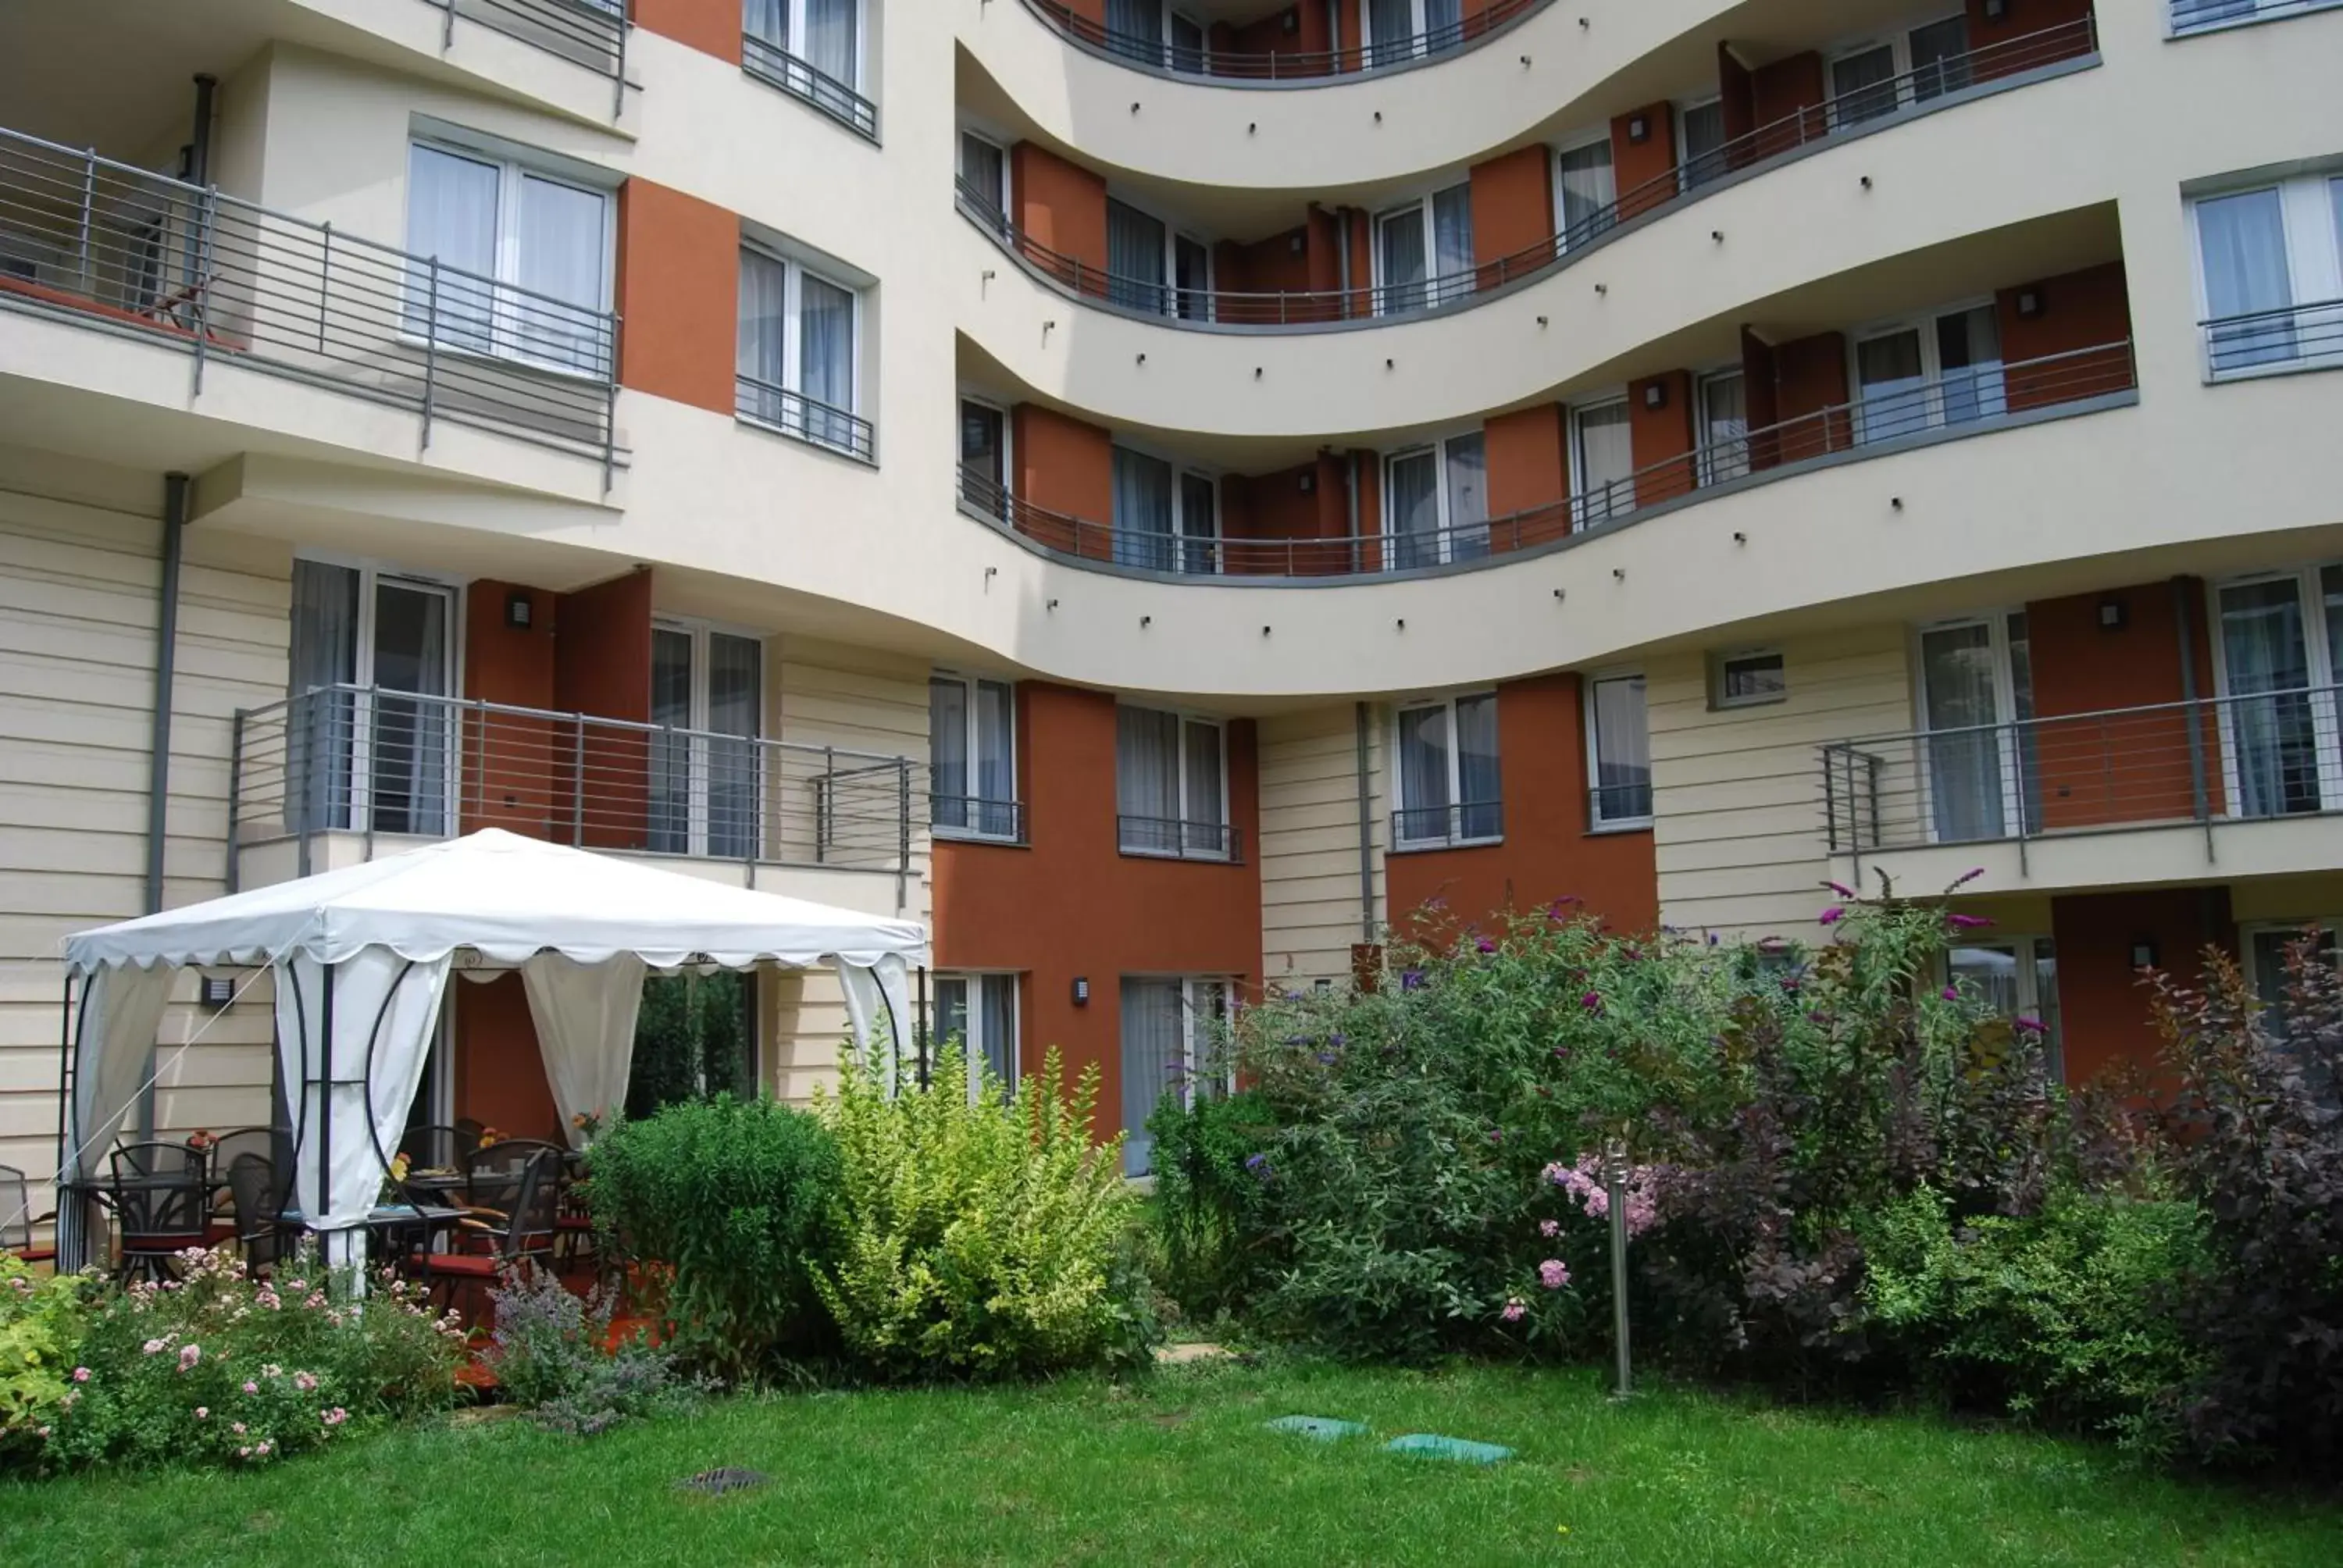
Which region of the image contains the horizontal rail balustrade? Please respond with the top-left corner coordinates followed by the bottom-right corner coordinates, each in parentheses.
top-left (736, 372), bottom-right (876, 462)
top-left (419, 0), bottom-right (629, 97)
top-left (1391, 801), bottom-right (1505, 850)
top-left (2170, 0), bottom-right (2340, 34)
top-left (1115, 814), bottom-right (1243, 862)
top-left (1020, 0), bottom-right (1548, 80)
top-left (230, 686), bottom-right (922, 884)
top-left (0, 126), bottom-right (622, 477)
top-left (2199, 298), bottom-right (2343, 379)
top-left (956, 340), bottom-right (2135, 582)
top-left (961, 16), bottom-right (2096, 330)
top-left (742, 30), bottom-right (878, 139)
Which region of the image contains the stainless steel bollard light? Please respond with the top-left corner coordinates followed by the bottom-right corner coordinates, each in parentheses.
top-left (1607, 1138), bottom-right (1632, 1401)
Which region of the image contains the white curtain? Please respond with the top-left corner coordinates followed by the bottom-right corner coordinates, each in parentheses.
top-left (706, 633), bottom-right (761, 860)
top-left (1679, 101), bottom-right (1728, 191)
top-left (1182, 719), bottom-right (1225, 856)
top-left (1557, 141), bottom-right (1615, 248)
top-left (1430, 184), bottom-right (1473, 305)
top-left (1386, 449), bottom-right (1439, 568)
top-left (1396, 704), bottom-right (1452, 843)
top-left (804, 0), bottom-right (857, 83)
top-left (288, 560), bottom-right (358, 835)
top-left (1457, 693), bottom-right (1502, 839)
top-left (1701, 372), bottom-right (1750, 483)
top-left (975, 679), bottom-right (1015, 837)
top-left (744, 0), bottom-right (786, 47)
top-left (2219, 579), bottom-right (2317, 818)
top-left (523, 953), bottom-right (647, 1151)
top-left (1107, 200), bottom-right (1168, 315)
top-left (736, 248), bottom-right (789, 425)
top-left (1443, 433), bottom-right (1488, 559)
top-left (1116, 706), bottom-right (1181, 851)
top-left (270, 948), bottom-right (452, 1266)
top-left (1119, 978), bottom-right (1181, 1175)
top-left (1831, 45), bottom-right (1899, 128)
top-left (1855, 329), bottom-right (1928, 443)
top-left (1591, 675), bottom-right (1652, 823)
top-left (1376, 204), bottom-right (1426, 315)
top-left (801, 272), bottom-right (856, 451)
top-left (67, 963), bottom-right (177, 1181)
top-left (929, 676), bottom-right (969, 830)
top-left (2198, 189), bottom-right (2295, 369)
top-left (513, 174), bottom-right (608, 374)
top-left (1919, 624), bottom-right (2008, 840)
top-left (1574, 403), bottom-right (1635, 526)
top-left (1367, 0), bottom-right (1413, 63)
top-left (1112, 446), bottom-right (1174, 570)
top-left (1108, 0), bottom-right (1166, 62)
top-left (404, 144), bottom-right (498, 351)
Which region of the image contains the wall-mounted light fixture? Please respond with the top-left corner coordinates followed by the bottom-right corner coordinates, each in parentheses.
top-left (1072, 976), bottom-right (1090, 1006)
top-left (198, 975), bottom-right (236, 1009)
top-left (1627, 112), bottom-right (1650, 144)
top-left (1983, 0), bottom-right (2008, 18)
top-left (505, 590), bottom-right (533, 630)
top-left (1298, 471), bottom-right (1315, 494)
top-left (2130, 938), bottom-right (2159, 971)
top-left (2098, 596), bottom-right (2128, 630)
top-left (2016, 287), bottom-right (2044, 319)
top-left (1642, 381), bottom-right (1667, 410)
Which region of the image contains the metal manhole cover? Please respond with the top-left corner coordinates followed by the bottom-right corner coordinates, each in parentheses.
top-left (675, 1467), bottom-right (770, 1495)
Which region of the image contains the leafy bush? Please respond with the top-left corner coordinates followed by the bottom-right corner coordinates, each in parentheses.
top-left (1144, 1089), bottom-right (1275, 1318)
top-left (815, 1044), bottom-right (1152, 1379)
top-left (580, 1094), bottom-right (839, 1383)
top-left (2151, 935), bottom-right (2343, 1469)
top-left (37, 1245), bottom-right (461, 1469)
top-left (628, 971), bottom-right (754, 1117)
top-left (484, 1265), bottom-right (701, 1437)
top-left (1, 1256), bottom-right (91, 1460)
top-left (1863, 1181), bottom-right (2209, 1455)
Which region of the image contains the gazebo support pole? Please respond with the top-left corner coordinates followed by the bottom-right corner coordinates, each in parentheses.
top-left (914, 965), bottom-right (929, 1090)
top-left (315, 965), bottom-right (334, 1270)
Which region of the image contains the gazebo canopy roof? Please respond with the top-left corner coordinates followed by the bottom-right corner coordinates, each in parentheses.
top-left (62, 829), bottom-right (929, 973)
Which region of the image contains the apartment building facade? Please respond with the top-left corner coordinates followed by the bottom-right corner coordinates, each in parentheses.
top-left (2, 0), bottom-right (2339, 1205)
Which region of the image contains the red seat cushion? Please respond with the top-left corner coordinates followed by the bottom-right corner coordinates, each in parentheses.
top-left (10, 1247), bottom-right (56, 1264)
top-left (555, 1215), bottom-right (594, 1231)
top-left (123, 1233), bottom-right (207, 1253)
top-left (423, 1254), bottom-right (499, 1278)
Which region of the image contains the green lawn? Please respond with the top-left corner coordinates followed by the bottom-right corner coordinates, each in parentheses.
top-left (5, 1361), bottom-right (2338, 1566)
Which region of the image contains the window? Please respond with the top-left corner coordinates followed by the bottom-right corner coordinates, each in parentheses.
top-left (2173, 0), bottom-right (2343, 36)
top-left (2242, 921), bottom-right (2341, 1037)
top-left (1948, 937), bottom-right (2062, 1079)
top-left (1915, 611), bottom-right (2038, 843)
top-left (1394, 693), bottom-right (1502, 846)
top-left (1375, 184), bottom-right (1473, 315)
top-left (1711, 650), bottom-right (1786, 709)
top-left (1116, 706), bottom-right (1229, 858)
top-left (1111, 446), bottom-right (1219, 573)
top-left (1118, 977), bottom-right (1230, 1175)
top-left (2210, 565), bottom-right (2343, 819)
top-left (651, 622), bottom-right (763, 859)
top-left (1363, 0), bottom-right (1465, 65)
top-left (935, 972), bottom-right (1019, 1099)
top-left (403, 141), bottom-right (610, 376)
top-left (1555, 136), bottom-right (1617, 250)
top-left (1851, 303), bottom-right (2006, 444)
top-left (1678, 99), bottom-right (1728, 192)
top-left (958, 397), bottom-right (1008, 519)
top-left (2191, 173), bottom-right (2343, 376)
top-left (957, 130), bottom-right (1008, 229)
top-left (1698, 369), bottom-right (1749, 484)
top-left (1586, 672), bottom-right (1653, 827)
top-left (743, 0), bottom-right (862, 90)
top-left (1382, 433), bottom-right (1487, 569)
top-left (1570, 398), bottom-right (1634, 528)
top-left (1828, 14), bottom-right (1970, 130)
top-left (1102, 0), bottom-right (1209, 69)
top-left (288, 559), bottom-right (457, 837)
top-left (929, 672), bottom-right (1018, 840)
top-left (737, 244), bottom-right (864, 458)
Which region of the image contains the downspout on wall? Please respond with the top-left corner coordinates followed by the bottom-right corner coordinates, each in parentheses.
top-left (1354, 700), bottom-right (1375, 944)
top-left (139, 472), bottom-right (189, 1138)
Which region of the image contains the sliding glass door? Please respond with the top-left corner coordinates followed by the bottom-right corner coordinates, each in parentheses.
top-left (2216, 570), bottom-right (2343, 819)
top-left (1917, 613), bottom-right (2035, 843)
top-left (288, 561), bottom-right (454, 837)
top-left (650, 625), bottom-right (764, 859)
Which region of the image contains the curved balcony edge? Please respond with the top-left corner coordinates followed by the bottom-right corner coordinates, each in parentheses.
top-left (1015, 0), bottom-right (1555, 87)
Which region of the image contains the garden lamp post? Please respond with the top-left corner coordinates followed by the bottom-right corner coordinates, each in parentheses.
top-left (1608, 1137), bottom-right (1632, 1401)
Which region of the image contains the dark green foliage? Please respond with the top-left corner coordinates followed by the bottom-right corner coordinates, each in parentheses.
top-left (1143, 1089), bottom-right (1274, 1317)
top-left (580, 1095), bottom-right (839, 1382)
top-left (626, 972), bottom-right (752, 1118)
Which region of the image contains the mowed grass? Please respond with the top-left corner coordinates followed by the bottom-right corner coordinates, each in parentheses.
top-left (5, 1361), bottom-right (2338, 1567)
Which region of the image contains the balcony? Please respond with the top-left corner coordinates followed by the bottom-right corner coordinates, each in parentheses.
top-left (2200, 298), bottom-right (2343, 382)
top-left (958, 340), bottom-right (2137, 583)
top-left (742, 25), bottom-right (878, 141)
top-left (958, 16), bottom-right (2097, 332)
top-left (420, 0), bottom-right (629, 102)
top-left (230, 686), bottom-right (923, 910)
top-left (1819, 683), bottom-right (2343, 896)
top-left (0, 126), bottom-right (622, 479)
top-left (2170, 0), bottom-right (2343, 35)
top-left (1020, 0), bottom-right (1550, 82)
top-left (736, 372), bottom-right (876, 464)
top-left (1392, 801), bottom-right (1504, 852)
top-left (1116, 814), bottom-right (1242, 863)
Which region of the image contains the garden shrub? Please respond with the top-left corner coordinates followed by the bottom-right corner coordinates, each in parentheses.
top-left (815, 1044), bottom-right (1153, 1379)
top-left (37, 1245), bottom-right (461, 1469)
top-left (2151, 936), bottom-right (2343, 1470)
top-left (580, 1093), bottom-right (840, 1383)
top-left (1, 1255), bottom-right (90, 1460)
top-left (484, 1265), bottom-right (702, 1436)
top-left (1144, 1089), bottom-right (1275, 1319)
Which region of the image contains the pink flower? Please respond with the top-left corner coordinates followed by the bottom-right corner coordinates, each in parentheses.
top-left (1947, 913), bottom-right (1993, 930)
top-left (141, 1338), bottom-right (166, 1356)
top-left (1580, 991), bottom-right (1603, 1013)
top-left (1475, 936), bottom-right (1497, 954)
top-left (1825, 881), bottom-right (1856, 899)
top-left (323, 1407), bottom-right (348, 1427)
top-left (1817, 906), bottom-right (1845, 926)
top-left (1539, 1259), bottom-right (1571, 1290)
top-left (2013, 1014), bottom-right (2046, 1035)
top-left (231, 1421), bottom-right (247, 1435)
top-left (237, 1446), bottom-right (252, 1459)
top-left (1540, 1161), bottom-right (1568, 1185)
top-left (1940, 986), bottom-right (1959, 1001)
top-left (256, 1440), bottom-right (272, 1455)
top-left (195, 1406), bottom-right (209, 1420)
top-left (294, 1370), bottom-right (318, 1392)
top-left (1539, 1218), bottom-right (1560, 1238)
top-left (72, 1367), bottom-right (90, 1383)
top-left (1500, 1298), bottom-right (1527, 1322)
top-left (244, 1381), bottom-right (259, 1395)
top-left (179, 1343), bottom-right (201, 1371)
top-left (35, 1426), bottom-right (50, 1439)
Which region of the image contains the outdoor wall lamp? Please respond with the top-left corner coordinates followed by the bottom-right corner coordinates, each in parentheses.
top-left (1642, 382), bottom-right (1667, 410)
top-left (198, 975), bottom-right (235, 1009)
top-left (2016, 288), bottom-right (2045, 319)
top-left (1072, 977), bottom-right (1090, 1006)
top-left (1627, 113), bottom-right (1650, 144)
top-left (2098, 596), bottom-right (2128, 630)
top-left (1983, 0), bottom-right (2007, 17)
top-left (2131, 939), bottom-right (2159, 971)
top-left (505, 590), bottom-right (533, 630)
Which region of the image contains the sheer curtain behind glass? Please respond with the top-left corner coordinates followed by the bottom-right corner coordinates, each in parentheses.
top-left (800, 272), bottom-right (856, 451)
top-left (1557, 141), bottom-right (1615, 248)
top-left (1457, 693), bottom-right (1501, 839)
top-left (1701, 372), bottom-right (1749, 483)
top-left (1119, 978), bottom-right (1181, 1175)
top-left (366, 582), bottom-right (451, 838)
top-left (706, 633), bottom-right (761, 860)
top-left (736, 248), bottom-right (789, 426)
top-left (976, 680), bottom-right (1015, 837)
top-left (649, 629), bottom-right (694, 853)
top-left (1367, 0), bottom-right (1413, 65)
top-left (929, 677), bottom-right (968, 832)
top-left (1108, 0), bottom-right (1168, 65)
top-left (1855, 329), bottom-right (1928, 442)
top-left (1376, 205), bottom-right (1427, 315)
top-left (1117, 706), bottom-right (1182, 852)
top-left (1182, 719), bottom-right (1225, 857)
top-left (1574, 404), bottom-right (1634, 526)
top-left (1830, 45), bottom-right (1899, 129)
top-left (404, 144), bottom-right (497, 352)
top-left (1107, 200), bottom-right (1168, 315)
top-left (1386, 451), bottom-right (1439, 569)
top-left (513, 175), bottom-right (606, 373)
top-left (1396, 704), bottom-right (1452, 843)
top-left (1112, 447), bottom-right (1175, 571)
top-left (2198, 190), bottom-right (2295, 370)
top-left (803, 0), bottom-right (858, 85)
top-left (1429, 185), bottom-right (1473, 305)
top-left (1591, 675), bottom-right (1652, 823)
top-left (289, 561), bottom-right (358, 834)
top-left (978, 975), bottom-right (1017, 1090)
top-left (1920, 623), bottom-right (2009, 840)
top-left (1443, 434), bottom-right (1488, 560)
top-left (2219, 579), bottom-right (2319, 818)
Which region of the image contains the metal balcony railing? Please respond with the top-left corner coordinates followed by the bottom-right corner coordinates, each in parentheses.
top-left (1821, 684), bottom-right (2343, 864)
top-left (1022, 0), bottom-right (1549, 80)
top-left (956, 339), bottom-right (2136, 582)
top-left (736, 372), bottom-right (876, 463)
top-left (1588, 781), bottom-right (1653, 829)
top-left (932, 795), bottom-right (1027, 844)
top-left (230, 686), bottom-right (924, 891)
top-left (0, 126), bottom-right (622, 479)
top-left (419, 0), bottom-right (629, 105)
top-left (1392, 801), bottom-right (1504, 850)
top-left (2170, 0), bottom-right (2339, 33)
top-left (1116, 814), bottom-right (1242, 862)
top-left (742, 30), bottom-right (878, 141)
top-left (960, 16), bottom-right (2096, 329)
top-left (2199, 298), bottom-right (2343, 379)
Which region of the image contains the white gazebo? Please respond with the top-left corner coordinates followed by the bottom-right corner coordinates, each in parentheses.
top-left (56, 829), bottom-right (927, 1270)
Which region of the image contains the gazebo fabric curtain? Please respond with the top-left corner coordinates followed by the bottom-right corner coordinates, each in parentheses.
top-left (69, 964), bottom-right (176, 1180)
top-left (523, 952), bottom-right (648, 1149)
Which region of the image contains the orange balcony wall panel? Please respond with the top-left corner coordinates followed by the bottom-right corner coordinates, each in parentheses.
top-left (555, 568), bottom-right (654, 851)
top-left (1968, 0), bottom-right (2098, 83)
top-left (1482, 404), bottom-right (1569, 554)
top-left (1719, 44), bottom-right (1756, 150)
top-left (930, 684), bottom-right (1262, 1139)
top-left (2050, 886), bottom-right (2233, 1086)
top-left (1767, 331), bottom-right (1851, 465)
top-left (1610, 103), bottom-right (1678, 222)
top-left (1468, 144), bottom-right (1555, 290)
top-left (1011, 404), bottom-right (1113, 558)
top-left (455, 974), bottom-right (563, 1144)
top-left (615, 180), bottom-right (738, 415)
top-left (1998, 262), bottom-right (2134, 411)
top-left (462, 582), bottom-right (562, 839)
top-left (1628, 371), bottom-right (1697, 507)
top-left (1385, 675), bottom-right (1657, 939)
top-left (2025, 579), bottom-right (2224, 832)
top-left (1011, 144), bottom-right (1109, 296)
top-left (1222, 457), bottom-right (1350, 575)
top-left (1752, 52), bottom-right (1826, 155)
top-left (633, 0), bottom-right (743, 64)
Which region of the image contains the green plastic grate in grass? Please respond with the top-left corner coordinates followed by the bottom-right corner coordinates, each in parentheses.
top-left (1264, 1416), bottom-right (1369, 1441)
top-left (1385, 1434), bottom-right (1514, 1464)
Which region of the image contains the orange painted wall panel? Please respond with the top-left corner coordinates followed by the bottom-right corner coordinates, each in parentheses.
top-left (1752, 52), bottom-right (1825, 137)
top-left (555, 568), bottom-right (654, 850)
top-left (634, 0), bottom-right (741, 65)
top-left (1610, 103), bottom-right (1678, 220)
top-left (2025, 577), bottom-right (2224, 830)
top-left (2050, 886), bottom-right (2232, 1085)
top-left (1997, 262), bottom-right (2134, 410)
top-left (455, 975), bottom-right (563, 1142)
top-left (1763, 330), bottom-right (1851, 464)
top-left (1482, 404), bottom-right (1570, 553)
top-left (1011, 143), bottom-right (1109, 283)
top-left (1011, 404), bottom-right (1113, 558)
top-left (616, 180), bottom-right (738, 415)
top-left (1628, 371), bottom-right (1696, 506)
top-left (1385, 675), bottom-right (1657, 941)
top-left (462, 581), bottom-right (562, 839)
top-left (930, 684), bottom-right (1263, 1139)
top-left (1469, 144), bottom-right (1555, 283)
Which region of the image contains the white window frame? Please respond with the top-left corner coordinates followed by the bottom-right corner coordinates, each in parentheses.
top-left (2170, 0), bottom-right (2343, 37)
top-left (929, 669), bottom-right (1018, 842)
top-left (1823, 12), bottom-right (1970, 132)
top-left (1380, 429), bottom-right (1488, 567)
top-left (933, 971), bottom-right (1021, 1101)
top-left (1585, 668), bottom-right (1653, 830)
top-left (736, 238), bottom-right (866, 452)
top-left (401, 137), bottom-right (615, 380)
top-left (1552, 129), bottom-right (1618, 252)
top-left (1371, 181), bottom-right (1472, 315)
top-left (1392, 691), bottom-right (1502, 849)
top-left (1710, 648), bottom-right (1786, 710)
top-left (2185, 172), bottom-right (2343, 380)
top-left (2206, 565), bottom-right (2343, 818)
top-left (2240, 918), bottom-right (2342, 1004)
top-left (291, 554), bottom-right (465, 837)
top-left (745, 0), bottom-right (867, 90)
top-left (1146, 976), bottom-right (1235, 1103)
top-left (1569, 394), bottom-right (1633, 529)
top-left (1116, 704), bottom-right (1232, 860)
top-left (957, 127), bottom-right (1011, 219)
top-left (1910, 609), bottom-right (2033, 844)
top-left (1110, 440), bottom-right (1222, 574)
top-left (1846, 297), bottom-right (2007, 443)
top-left (1696, 365), bottom-right (1750, 486)
top-left (650, 617), bottom-right (765, 860)
top-left (1675, 96), bottom-right (1728, 193)
top-left (1945, 935), bottom-right (2062, 1079)
top-left (958, 390), bottom-right (1012, 517)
